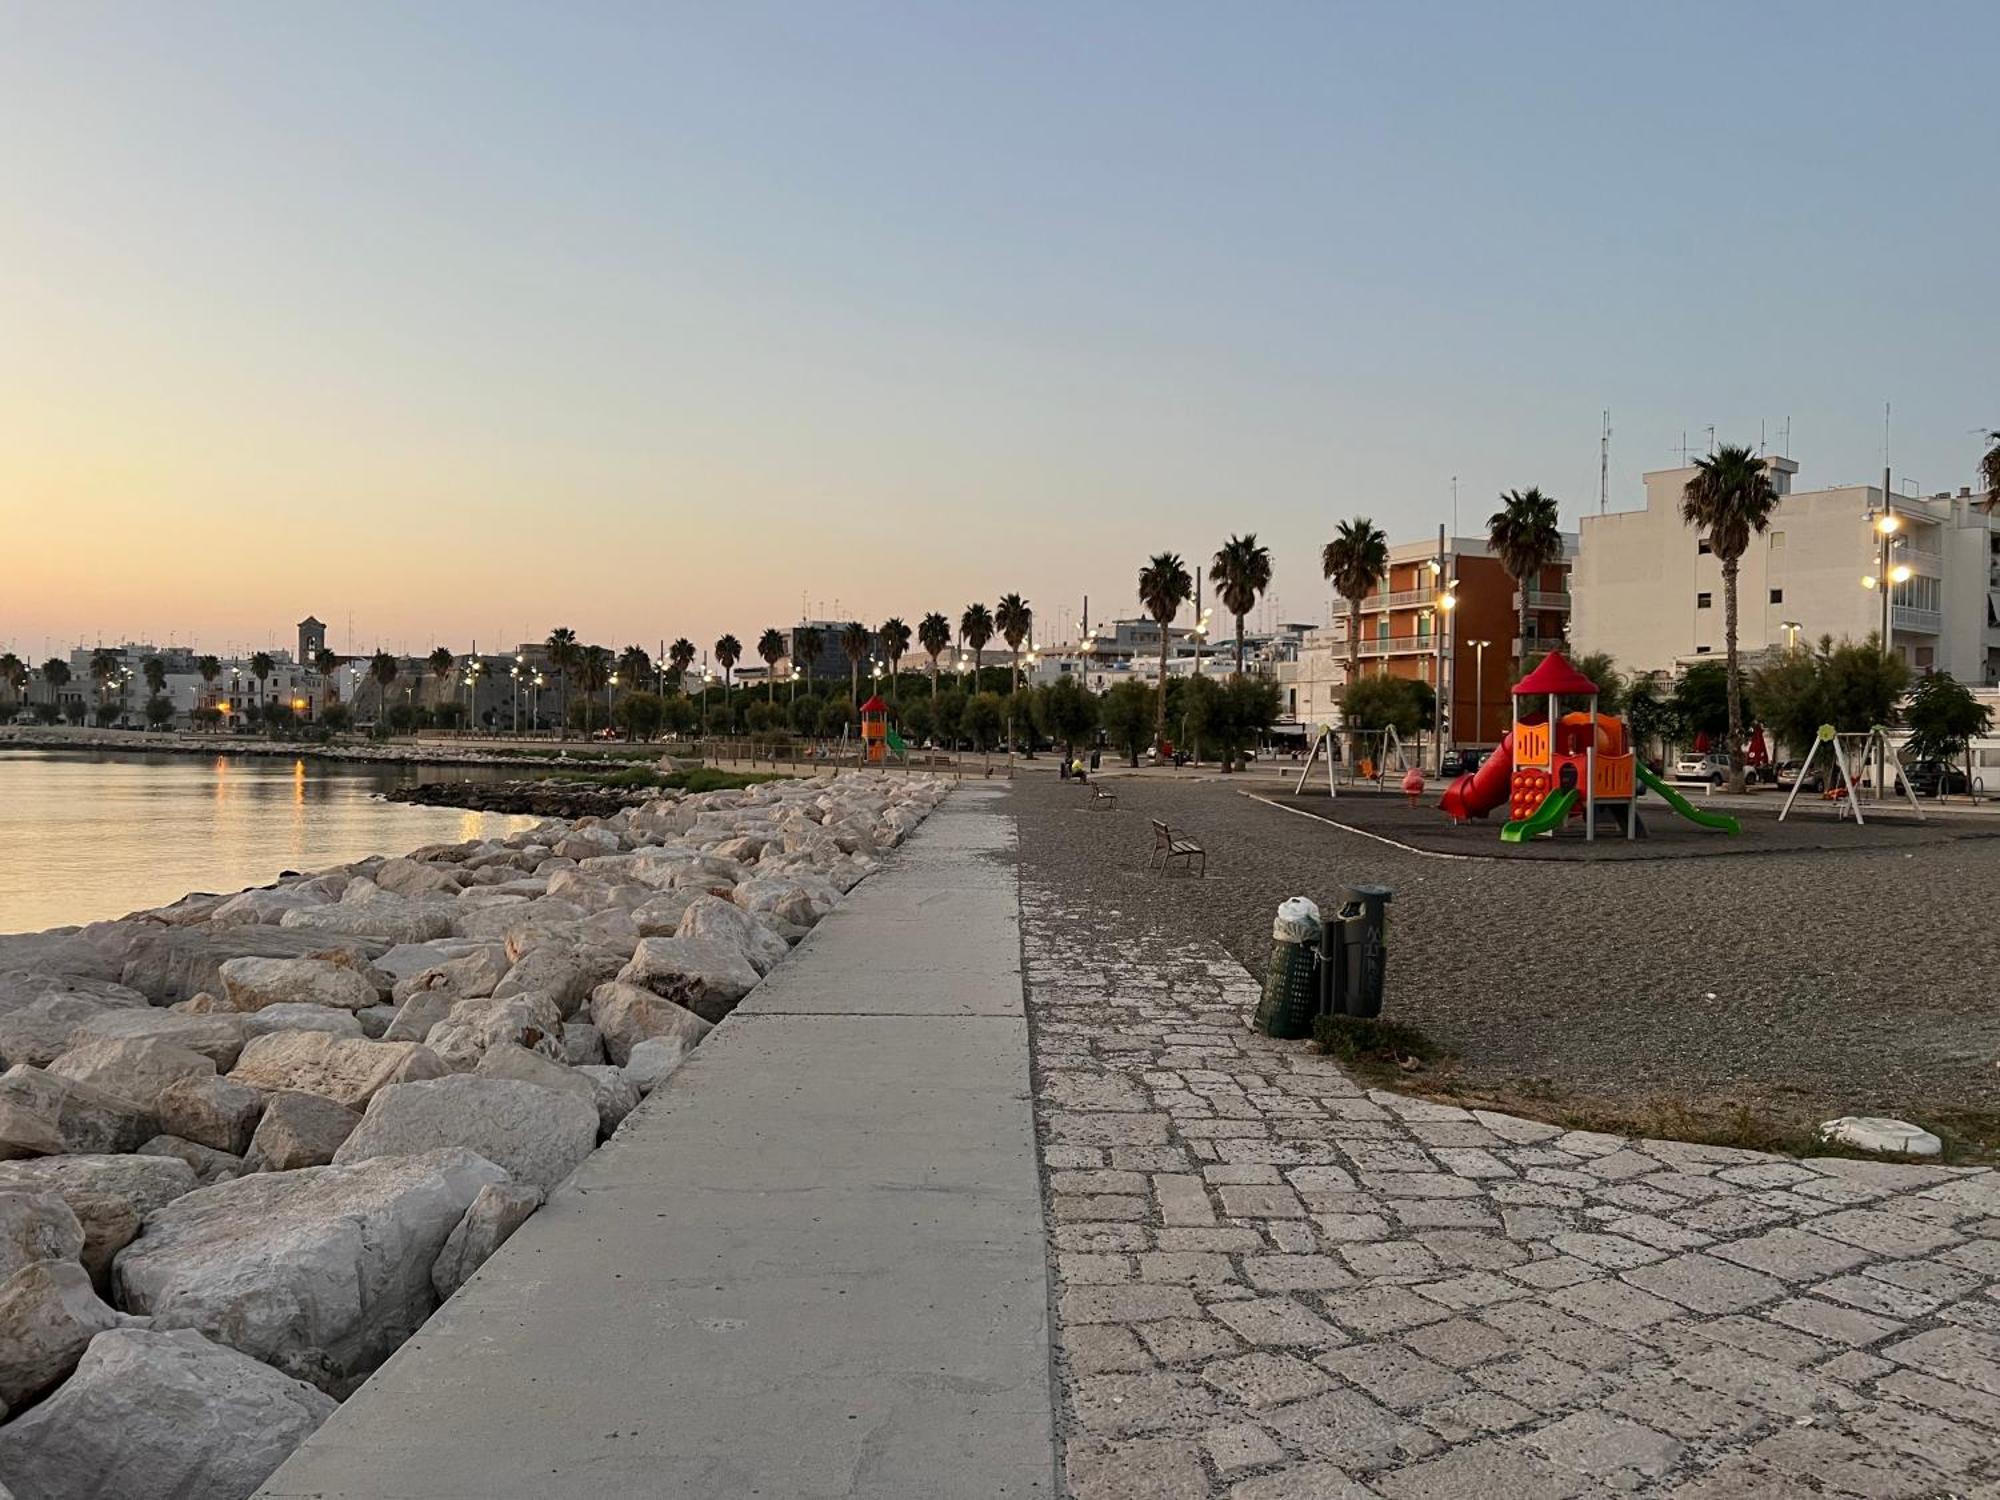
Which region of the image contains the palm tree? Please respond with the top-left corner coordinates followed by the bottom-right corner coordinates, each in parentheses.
top-left (196, 655), bottom-right (221, 717)
top-left (248, 652), bottom-right (274, 716)
top-left (0, 652), bottom-right (24, 711)
top-left (89, 646), bottom-right (122, 709)
top-left (1321, 517), bottom-right (1389, 705)
top-left (879, 618), bottom-right (911, 702)
top-left (791, 627), bottom-right (820, 696)
top-left (668, 638), bottom-right (696, 694)
top-left (1681, 446), bottom-right (1780, 793)
top-left (756, 629), bottom-right (788, 701)
top-left (427, 646), bottom-right (455, 705)
top-left (312, 647), bottom-right (339, 703)
top-left (41, 657), bottom-right (71, 720)
top-left (1487, 488), bottom-right (1565, 676)
top-left (995, 594), bottom-right (1033, 695)
top-left (959, 604), bottom-right (994, 692)
top-left (577, 644), bottom-right (613, 732)
top-left (368, 651), bottom-right (398, 722)
top-left (1211, 534), bottom-right (1273, 675)
top-left (1981, 431), bottom-right (2000, 512)
top-left (142, 657), bottom-right (167, 697)
top-left (1137, 552), bottom-right (1194, 740)
top-left (918, 612), bottom-right (952, 700)
top-left (545, 627), bottom-right (580, 737)
top-left (617, 644), bottom-right (652, 696)
top-left (714, 635), bottom-right (742, 691)
top-left (839, 621), bottom-right (870, 704)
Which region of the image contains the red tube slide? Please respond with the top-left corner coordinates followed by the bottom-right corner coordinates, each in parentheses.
top-left (1439, 730), bottom-right (1514, 820)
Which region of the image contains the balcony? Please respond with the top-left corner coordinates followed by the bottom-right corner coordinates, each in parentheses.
top-left (1344, 588), bottom-right (1445, 613)
top-left (1355, 635), bottom-right (1437, 657)
top-left (1891, 606), bottom-right (1942, 635)
top-left (1511, 589), bottom-right (1572, 612)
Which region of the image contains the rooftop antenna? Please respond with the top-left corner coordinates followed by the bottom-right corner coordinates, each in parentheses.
top-left (1598, 410), bottom-right (1611, 515)
top-left (1883, 402), bottom-right (1891, 471)
top-left (1783, 416), bottom-right (1791, 459)
top-left (1451, 475), bottom-right (1459, 536)
top-left (1704, 424), bottom-right (1716, 456)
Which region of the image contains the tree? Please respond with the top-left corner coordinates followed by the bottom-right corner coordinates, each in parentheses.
top-left (249, 651), bottom-right (275, 711)
top-left (313, 646), bottom-right (339, 690)
top-left (427, 646), bottom-right (455, 701)
top-left (901, 696), bottom-right (935, 748)
top-left (263, 698), bottom-right (296, 735)
top-left (1185, 673), bottom-right (1282, 770)
top-left (89, 646), bottom-right (122, 708)
top-left (1748, 646), bottom-right (1825, 762)
top-left (817, 695), bottom-right (853, 738)
top-left (918, 612), bottom-right (952, 700)
top-left (1680, 447), bottom-right (1778, 791)
top-left (879, 617), bottom-right (912, 702)
top-left (545, 626), bottom-right (580, 737)
top-left (959, 604), bottom-right (994, 693)
top-left (1137, 551), bottom-right (1194, 743)
top-left (995, 595), bottom-right (1033, 695)
top-left (1321, 517), bottom-right (1388, 749)
top-left (933, 687), bottom-right (966, 747)
top-left (1101, 680), bottom-right (1155, 766)
top-left (1340, 675), bottom-right (1425, 739)
top-left (578, 645), bottom-right (613, 732)
top-left (668, 638), bottom-right (697, 694)
top-left (368, 651), bottom-right (399, 724)
top-left (42, 657), bottom-right (72, 696)
top-left (839, 621), bottom-right (870, 703)
top-left (144, 693), bottom-right (175, 728)
top-left (196, 655), bottom-right (221, 715)
top-left (1210, 534), bottom-right (1273, 676)
top-left (1904, 671), bottom-right (1991, 790)
top-left (617, 645), bottom-right (653, 696)
top-left (1673, 661), bottom-right (1734, 743)
top-left (321, 702), bottom-right (352, 733)
top-left (1623, 674), bottom-right (1678, 765)
top-left (1982, 431), bottom-right (2000, 512)
top-left (1487, 487), bottom-right (1565, 678)
top-left (1033, 676), bottom-right (1098, 761)
top-left (714, 635), bottom-right (741, 690)
top-left (614, 690), bottom-right (666, 742)
top-left (142, 657), bottom-right (167, 696)
top-left (963, 691), bottom-right (1006, 754)
top-left (1820, 634), bottom-right (1906, 733)
top-left (756, 629), bottom-right (787, 701)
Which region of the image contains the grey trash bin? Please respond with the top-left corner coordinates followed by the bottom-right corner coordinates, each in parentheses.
top-left (1253, 898), bottom-right (1322, 1039)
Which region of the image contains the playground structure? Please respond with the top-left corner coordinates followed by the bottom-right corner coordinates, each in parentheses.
top-left (859, 694), bottom-right (888, 765)
top-left (1439, 652), bottom-right (1741, 843)
top-left (1777, 724), bottom-right (1922, 824)
top-left (1292, 724), bottom-right (1411, 798)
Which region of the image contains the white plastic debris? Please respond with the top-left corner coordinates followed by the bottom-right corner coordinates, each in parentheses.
top-left (1818, 1116), bottom-right (1942, 1157)
top-left (1273, 898), bottom-right (1322, 944)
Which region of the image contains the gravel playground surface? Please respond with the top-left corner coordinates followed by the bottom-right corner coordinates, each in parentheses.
top-left (1012, 772), bottom-right (2000, 1155)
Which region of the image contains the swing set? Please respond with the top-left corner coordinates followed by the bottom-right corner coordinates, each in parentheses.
top-left (1777, 724), bottom-right (1922, 824)
top-left (1293, 724), bottom-right (1412, 798)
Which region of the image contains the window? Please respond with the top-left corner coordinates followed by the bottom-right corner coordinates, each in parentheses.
top-left (1769, 531), bottom-right (1785, 548)
top-left (1696, 593), bottom-right (1712, 609)
top-left (1769, 589), bottom-right (1783, 605)
top-left (1697, 539), bottom-right (1712, 555)
top-left (1694, 645), bottom-right (1712, 654)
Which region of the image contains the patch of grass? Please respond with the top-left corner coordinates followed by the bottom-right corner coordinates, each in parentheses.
top-left (660, 767), bottom-right (787, 793)
top-left (1313, 1014), bottom-right (1440, 1082)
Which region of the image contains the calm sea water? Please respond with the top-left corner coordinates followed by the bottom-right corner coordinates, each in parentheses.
top-left (0, 749), bottom-right (538, 934)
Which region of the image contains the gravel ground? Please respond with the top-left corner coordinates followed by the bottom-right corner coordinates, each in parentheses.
top-left (1013, 773), bottom-right (2000, 1152)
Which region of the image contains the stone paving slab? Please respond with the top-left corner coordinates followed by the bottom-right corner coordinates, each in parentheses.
top-left (259, 785), bottom-right (1057, 1499)
top-left (1017, 872), bottom-right (2000, 1499)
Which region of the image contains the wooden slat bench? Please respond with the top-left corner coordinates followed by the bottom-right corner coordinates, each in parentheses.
top-left (1149, 818), bottom-right (1206, 876)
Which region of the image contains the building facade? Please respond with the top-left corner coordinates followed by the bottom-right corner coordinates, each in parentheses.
top-left (1278, 534), bottom-right (1574, 747)
top-left (1571, 458), bottom-right (2000, 685)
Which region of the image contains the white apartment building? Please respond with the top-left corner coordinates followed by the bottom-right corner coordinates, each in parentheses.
top-left (1573, 457), bottom-right (2000, 685)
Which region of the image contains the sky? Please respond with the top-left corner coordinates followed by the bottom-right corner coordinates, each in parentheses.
top-left (3, 2), bottom-right (1995, 664)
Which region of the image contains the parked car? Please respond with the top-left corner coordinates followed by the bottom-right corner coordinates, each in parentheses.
top-left (1672, 753), bottom-right (1730, 785)
top-left (1775, 759), bottom-right (1823, 793)
top-left (1904, 759), bottom-right (1970, 798)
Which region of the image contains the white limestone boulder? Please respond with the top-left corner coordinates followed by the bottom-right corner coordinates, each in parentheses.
top-left (228, 1032), bottom-right (448, 1110)
top-left (588, 980), bottom-right (714, 1066)
top-left (612, 936), bottom-right (760, 1024)
top-left (47, 1036), bottom-right (215, 1106)
top-left (623, 1034), bottom-right (692, 1094)
top-left (0, 1259), bottom-right (121, 1408)
top-left (0, 1064), bottom-right (157, 1156)
top-left (0, 1154), bottom-right (198, 1285)
top-left (423, 994), bottom-right (565, 1070)
top-left (430, 1181), bottom-right (542, 1300)
top-left (472, 1041), bottom-right (598, 1105)
top-left (677, 894), bottom-right (790, 975)
top-left (153, 1074), bottom-right (263, 1156)
top-left (334, 1077), bottom-right (597, 1193)
top-left (243, 1090), bottom-right (361, 1172)
top-left (371, 857), bottom-right (461, 899)
top-left (0, 1326), bottom-right (336, 1500)
top-left (112, 1147), bottom-right (507, 1394)
top-left (281, 899), bottom-right (454, 944)
top-left (137, 1135), bottom-right (244, 1187)
top-left (576, 1065), bottom-right (641, 1134)
top-left (561, 1021), bottom-right (606, 1066)
top-left (218, 956), bottom-right (377, 1013)
top-left (240, 1002), bottom-right (366, 1041)
top-left (0, 1190), bottom-right (85, 1280)
top-left (208, 885), bottom-right (328, 928)
top-left (69, 1009), bottom-right (246, 1070)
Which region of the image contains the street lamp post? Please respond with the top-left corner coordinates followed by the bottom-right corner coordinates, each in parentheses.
top-left (1470, 640), bottom-right (1491, 745)
top-left (1861, 508), bottom-right (1909, 797)
top-left (1431, 565), bottom-right (1458, 771)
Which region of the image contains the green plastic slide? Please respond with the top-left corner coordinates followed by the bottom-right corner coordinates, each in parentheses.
top-left (1634, 763), bottom-right (1740, 835)
top-left (1500, 787), bottom-right (1576, 842)
top-left (886, 725), bottom-right (909, 757)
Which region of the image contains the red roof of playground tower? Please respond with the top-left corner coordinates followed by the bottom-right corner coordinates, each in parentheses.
top-left (859, 694), bottom-right (887, 713)
top-left (1511, 652), bottom-right (1600, 697)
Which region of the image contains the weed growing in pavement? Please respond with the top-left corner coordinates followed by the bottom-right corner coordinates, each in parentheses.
top-left (1313, 1015), bottom-right (1439, 1079)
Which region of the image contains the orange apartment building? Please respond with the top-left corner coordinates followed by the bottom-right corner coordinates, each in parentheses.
top-left (1278, 533), bottom-right (1576, 748)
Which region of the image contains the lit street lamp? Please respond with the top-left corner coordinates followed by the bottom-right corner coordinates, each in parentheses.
top-left (1469, 640), bottom-right (1491, 745)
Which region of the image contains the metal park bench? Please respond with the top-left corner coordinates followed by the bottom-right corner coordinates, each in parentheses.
top-left (1086, 782), bottom-right (1117, 810)
top-left (1149, 818), bottom-right (1206, 876)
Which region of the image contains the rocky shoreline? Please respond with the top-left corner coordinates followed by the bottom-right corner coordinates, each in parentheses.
top-left (0, 769), bottom-right (946, 1499)
top-left (385, 778), bottom-right (653, 819)
top-left (0, 724), bottom-right (661, 771)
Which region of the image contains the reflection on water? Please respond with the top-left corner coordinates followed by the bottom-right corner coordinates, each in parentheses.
top-left (0, 750), bottom-right (537, 934)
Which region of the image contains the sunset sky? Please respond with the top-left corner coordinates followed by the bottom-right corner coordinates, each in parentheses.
top-left (4, 3), bottom-right (1995, 662)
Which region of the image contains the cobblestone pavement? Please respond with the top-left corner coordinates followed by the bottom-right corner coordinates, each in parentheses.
top-left (1021, 877), bottom-right (2000, 1499)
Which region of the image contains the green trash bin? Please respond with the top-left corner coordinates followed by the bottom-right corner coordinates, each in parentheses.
top-left (1253, 897), bottom-right (1322, 1039)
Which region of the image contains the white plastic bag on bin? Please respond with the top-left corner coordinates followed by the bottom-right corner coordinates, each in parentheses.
top-left (1272, 897), bottom-right (1322, 945)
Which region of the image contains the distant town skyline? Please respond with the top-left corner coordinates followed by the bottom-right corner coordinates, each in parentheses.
top-left (6, 4), bottom-right (1995, 656)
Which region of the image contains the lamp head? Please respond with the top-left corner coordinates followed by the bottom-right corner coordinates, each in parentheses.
top-left (1877, 513), bottom-right (1899, 535)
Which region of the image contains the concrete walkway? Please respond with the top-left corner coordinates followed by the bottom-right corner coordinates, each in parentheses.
top-left (260, 785), bottom-right (1056, 1500)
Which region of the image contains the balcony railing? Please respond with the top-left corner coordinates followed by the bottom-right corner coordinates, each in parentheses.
top-left (1355, 635), bottom-right (1437, 656)
top-left (1511, 589), bottom-right (1572, 612)
top-left (1891, 606), bottom-right (1942, 635)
